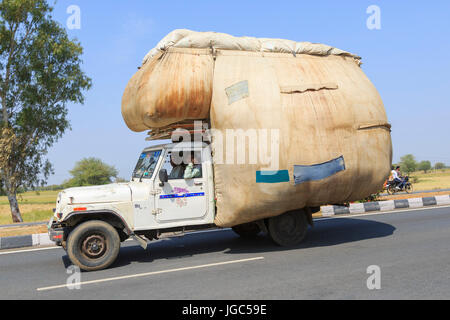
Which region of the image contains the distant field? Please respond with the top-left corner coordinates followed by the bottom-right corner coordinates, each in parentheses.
top-left (410, 168), bottom-right (450, 191)
top-left (0, 190), bottom-right (58, 225)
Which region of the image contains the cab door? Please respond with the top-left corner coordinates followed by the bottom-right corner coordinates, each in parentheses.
top-left (155, 149), bottom-right (208, 222)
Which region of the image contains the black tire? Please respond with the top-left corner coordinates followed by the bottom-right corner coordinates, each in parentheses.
top-left (405, 183), bottom-right (413, 193)
top-left (267, 210), bottom-right (308, 247)
top-left (232, 223), bottom-right (261, 238)
top-left (387, 185), bottom-right (395, 195)
top-left (67, 220), bottom-right (121, 272)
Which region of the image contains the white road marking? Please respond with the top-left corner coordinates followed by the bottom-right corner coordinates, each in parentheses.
top-left (0, 246), bottom-right (59, 255)
top-left (36, 256), bottom-right (265, 292)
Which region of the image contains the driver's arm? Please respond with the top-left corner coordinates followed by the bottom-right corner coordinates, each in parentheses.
top-left (184, 163), bottom-right (200, 179)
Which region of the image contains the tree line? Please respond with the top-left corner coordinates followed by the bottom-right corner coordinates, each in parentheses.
top-left (394, 154), bottom-right (447, 174)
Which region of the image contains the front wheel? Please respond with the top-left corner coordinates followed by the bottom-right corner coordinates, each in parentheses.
top-left (405, 183), bottom-right (413, 193)
top-left (67, 220), bottom-right (121, 271)
top-left (267, 210), bottom-right (308, 247)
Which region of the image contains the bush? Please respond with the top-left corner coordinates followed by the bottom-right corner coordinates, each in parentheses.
top-left (359, 191), bottom-right (382, 203)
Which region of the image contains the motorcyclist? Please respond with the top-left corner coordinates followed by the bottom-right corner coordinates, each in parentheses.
top-left (391, 166), bottom-right (403, 189)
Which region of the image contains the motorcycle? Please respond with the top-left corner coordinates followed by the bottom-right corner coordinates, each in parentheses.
top-left (386, 176), bottom-right (413, 195)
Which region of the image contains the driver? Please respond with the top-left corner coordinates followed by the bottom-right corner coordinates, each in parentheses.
top-left (168, 152), bottom-right (186, 179)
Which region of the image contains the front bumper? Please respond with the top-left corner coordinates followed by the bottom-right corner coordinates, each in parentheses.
top-left (48, 218), bottom-right (69, 246)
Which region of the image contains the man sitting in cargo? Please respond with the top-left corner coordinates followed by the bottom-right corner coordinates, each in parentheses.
top-left (184, 152), bottom-right (202, 179)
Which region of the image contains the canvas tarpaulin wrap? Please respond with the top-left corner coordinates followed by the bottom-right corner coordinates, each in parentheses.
top-left (121, 30), bottom-right (392, 227)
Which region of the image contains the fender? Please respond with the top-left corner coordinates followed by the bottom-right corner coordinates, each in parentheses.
top-left (63, 209), bottom-right (133, 235)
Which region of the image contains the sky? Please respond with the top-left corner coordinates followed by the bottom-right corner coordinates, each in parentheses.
top-left (45, 0), bottom-right (450, 185)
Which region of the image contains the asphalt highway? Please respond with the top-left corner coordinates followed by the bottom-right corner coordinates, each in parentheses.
top-left (1, 206), bottom-right (449, 299)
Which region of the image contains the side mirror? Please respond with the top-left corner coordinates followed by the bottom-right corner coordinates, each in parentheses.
top-left (159, 169), bottom-right (168, 186)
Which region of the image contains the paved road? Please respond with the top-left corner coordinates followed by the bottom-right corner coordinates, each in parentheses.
top-left (1, 206), bottom-right (449, 300)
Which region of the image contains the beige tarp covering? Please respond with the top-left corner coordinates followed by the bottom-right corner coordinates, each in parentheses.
top-left (122, 30), bottom-right (392, 227)
top-left (142, 29), bottom-right (360, 65)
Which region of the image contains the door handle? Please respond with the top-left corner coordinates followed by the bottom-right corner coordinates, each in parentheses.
top-left (194, 181), bottom-right (203, 186)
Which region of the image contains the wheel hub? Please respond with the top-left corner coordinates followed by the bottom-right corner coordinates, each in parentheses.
top-left (278, 214), bottom-right (296, 235)
top-left (82, 234), bottom-right (107, 259)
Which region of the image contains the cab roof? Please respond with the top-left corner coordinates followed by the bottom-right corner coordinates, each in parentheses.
top-left (142, 141), bottom-right (209, 152)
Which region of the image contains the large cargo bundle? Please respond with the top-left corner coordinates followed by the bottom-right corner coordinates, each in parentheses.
top-left (122, 29), bottom-right (392, 227)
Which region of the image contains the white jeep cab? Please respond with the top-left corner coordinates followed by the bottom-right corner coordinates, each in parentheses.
top-left (48, 142), bottom-right (316, 271)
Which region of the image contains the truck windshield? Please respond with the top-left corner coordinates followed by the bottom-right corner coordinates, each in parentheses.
top-left (132, 150), bottom-right (162, 179)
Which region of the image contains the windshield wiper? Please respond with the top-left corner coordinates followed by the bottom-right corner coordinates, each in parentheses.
top-left (139, 159), bottom-right (156, 182)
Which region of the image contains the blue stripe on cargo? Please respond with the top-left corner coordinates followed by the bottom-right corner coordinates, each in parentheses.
top-left (422, 197), bottom-right (437, 206)
top-left (394, 199), bottom-right (409, 209)
top-left (256, 170), bottom-right (290, 183)
top-left (160, 192), bottom-right (205, 199)
top-left (294, 156), bottom-right (346, 185)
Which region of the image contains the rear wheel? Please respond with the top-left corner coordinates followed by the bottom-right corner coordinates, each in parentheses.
top-left (67, 220), bottom-right (121, 272)
top-left (267, 210), bottom-right (308, 246)
top-left (232, 222), bottom-right (261, 238)
top-left (387, 184), bottom-right (395, 195)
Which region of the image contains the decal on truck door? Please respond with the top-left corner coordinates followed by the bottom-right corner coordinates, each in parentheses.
top-left (159, 192), bottom-right (205, 199)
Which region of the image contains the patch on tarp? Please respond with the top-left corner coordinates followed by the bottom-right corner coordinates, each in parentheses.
top-left (225, 80), bottom-right (249, 105)
top-left (256, 170), bottom-right (290, 183)
top-left (294, 156), bottom-right (346, 185)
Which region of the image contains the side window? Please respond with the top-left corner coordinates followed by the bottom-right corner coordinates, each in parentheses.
top-left (191, 151), bottom-right (203, 179)
top-left (183, 150), bottom-right (203, 179)
top-left (162, 150), bottom-right (204, 180)
top-left (162, 151), bottom-right (185, 180)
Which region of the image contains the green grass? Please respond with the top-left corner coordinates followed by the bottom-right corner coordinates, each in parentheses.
top-left (0, 190), bottom-right (59, 205)
top-left (410, 168), bottom-right (450, 191)
top-left (0, 190), bottom-right (59, 225)
top-left (0, 210), bottom-right (53, 225)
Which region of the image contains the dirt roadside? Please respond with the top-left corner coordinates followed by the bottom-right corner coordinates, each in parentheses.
top-left (378, 190), bottom-right (450, 201)
top-left (0, 224), bottom-right (47, 238)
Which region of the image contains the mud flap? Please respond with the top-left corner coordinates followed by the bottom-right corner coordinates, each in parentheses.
top-left (132, 234), bottom-right (148, 250)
